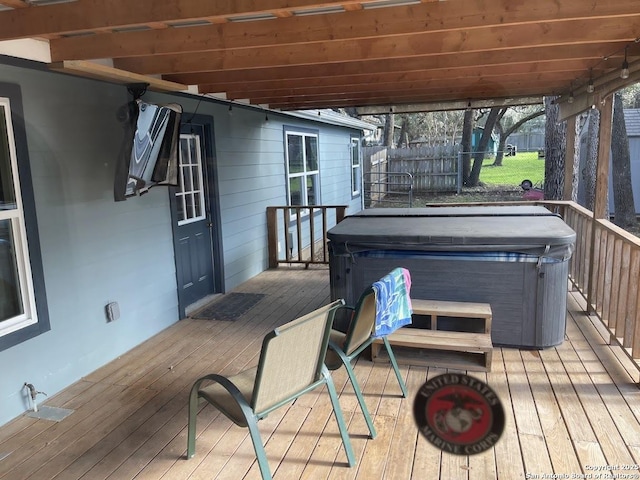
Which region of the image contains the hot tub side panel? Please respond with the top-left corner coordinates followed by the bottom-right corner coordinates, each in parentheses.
top-left (329, 251), bottom-right (568, 348)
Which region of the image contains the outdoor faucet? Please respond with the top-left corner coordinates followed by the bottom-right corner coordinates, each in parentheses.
top-left (24, 382), bottom-right (47, 412)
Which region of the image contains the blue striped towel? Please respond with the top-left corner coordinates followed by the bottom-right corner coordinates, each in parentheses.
top-left (371, 268), bottom-right (413, 338)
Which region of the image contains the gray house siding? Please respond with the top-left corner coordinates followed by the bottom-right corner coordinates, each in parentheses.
top-left (0, 59), bottom-right (365, 426)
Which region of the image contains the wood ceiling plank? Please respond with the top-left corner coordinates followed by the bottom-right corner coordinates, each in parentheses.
top-left (0, 0), bottom-right (371, 40)
top-left (196, 59), bottom-right (598, 93)
top-left (266, 85), bottom-right (565, 109)
top-left (113, 17), bottom-right (640, 75)
top-left (50, 0), bottom-right (640, 61)
top-left (220, 72), bottom-right (581, 99)
top-left (164, 44), bottom-right (623, 85)
top-left (0, 0), bottom-right (29, 8)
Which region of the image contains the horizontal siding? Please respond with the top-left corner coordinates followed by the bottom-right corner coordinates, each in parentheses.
top-left (0, 64), bottom-right (179, 426)
top-left (0, 61), bottom-right (366, 426)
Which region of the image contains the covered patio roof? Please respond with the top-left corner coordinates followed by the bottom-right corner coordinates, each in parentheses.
top-left (1, 0), bottom-right (640, 115)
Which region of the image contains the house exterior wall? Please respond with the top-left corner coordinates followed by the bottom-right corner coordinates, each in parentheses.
top-left (0, 60), bottom-right (363, 426)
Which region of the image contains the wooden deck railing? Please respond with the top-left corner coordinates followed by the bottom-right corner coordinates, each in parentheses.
top-left (545, 200), bottom-right (640, 367)
top-left (418, 199), bottom-right (640, 371)
top-left (266, 205), bottom-right (347, 268)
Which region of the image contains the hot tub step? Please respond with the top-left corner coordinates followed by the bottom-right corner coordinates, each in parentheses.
top-left (372, 328), bottom-right (493, 372)
top-left (372, 298), bottom-right (493, 371)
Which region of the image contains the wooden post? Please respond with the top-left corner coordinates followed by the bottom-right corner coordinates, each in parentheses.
top-left (563, 116), bottom-right (576, 201)
top-left (588, 95), bottom-right (614, 311)
top-left (594, 96), bottom-right (614, 219)
top-left (266, 207), bottom-right (278, 269)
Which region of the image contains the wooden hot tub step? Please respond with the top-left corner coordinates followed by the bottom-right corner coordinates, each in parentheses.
top-left (371, 299), bottom-right (494, 372)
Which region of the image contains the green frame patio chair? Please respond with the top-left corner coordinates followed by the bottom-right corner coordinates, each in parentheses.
top-left (325, 287), bottom-right (408, 440)
top-left (187, 299), bottom-right (355, 480)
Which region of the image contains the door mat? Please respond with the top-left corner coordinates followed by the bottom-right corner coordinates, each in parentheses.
top-left (191, 292), bottom-right (266, 321)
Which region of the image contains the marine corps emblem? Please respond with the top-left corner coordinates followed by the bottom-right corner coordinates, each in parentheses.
top-left (413, 373), bottom-right (505, 455)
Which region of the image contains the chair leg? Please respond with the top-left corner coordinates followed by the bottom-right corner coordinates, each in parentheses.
top-left (245, 415), bottom-right (272, 480)
top-left (382, 337), bottom-right (408, 398)
top-left (342, 358), bottom-right (377, 439)
top-left (323, 366), bottom-right (356, 468)
top-left (187, 383), bottom-right (200, 459)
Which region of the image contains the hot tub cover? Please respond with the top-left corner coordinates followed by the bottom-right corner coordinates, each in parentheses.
top-left (328, 206), bottom-right (576, 261)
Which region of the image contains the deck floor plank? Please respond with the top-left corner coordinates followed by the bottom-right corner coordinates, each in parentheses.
top-left (1, 267), bottom-right (640, 479)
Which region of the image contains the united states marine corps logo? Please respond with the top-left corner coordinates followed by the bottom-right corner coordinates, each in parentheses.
top-left (413, 373), bottom-right (505, 455)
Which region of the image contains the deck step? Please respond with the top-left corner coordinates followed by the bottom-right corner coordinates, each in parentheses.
top-left (372, 299), bottom-right (494, 372)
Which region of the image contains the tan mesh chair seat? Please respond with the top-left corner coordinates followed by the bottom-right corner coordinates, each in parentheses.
top-left (198, 367), bottom-right (257, 427)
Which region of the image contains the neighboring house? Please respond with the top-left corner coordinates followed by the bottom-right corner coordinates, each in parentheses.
top-left (0, 56), bottom-right (371, 426)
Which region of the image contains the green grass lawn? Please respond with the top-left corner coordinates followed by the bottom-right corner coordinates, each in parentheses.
top-left (479, 151), bottom-right (545, 187)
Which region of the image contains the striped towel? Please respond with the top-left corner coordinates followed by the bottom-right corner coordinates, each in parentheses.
top-left (371, 267), bottom-right (413, 338)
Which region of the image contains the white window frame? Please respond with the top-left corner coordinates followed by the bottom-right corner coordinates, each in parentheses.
top-left (176, 133), bottom-right (206, 226)
top-left (351, 137), bottom-right (361, 196)
top-left (285, 131), bottom-right (320, 211)
top-left (0, 97), bottom-right (38, 338)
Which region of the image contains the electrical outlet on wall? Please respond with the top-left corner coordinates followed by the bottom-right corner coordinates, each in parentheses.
top-left (105, 302), bottom-right (120, 322)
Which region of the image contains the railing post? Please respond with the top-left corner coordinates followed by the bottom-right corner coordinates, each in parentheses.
top-left (266, 207), bottom-right (278, 269)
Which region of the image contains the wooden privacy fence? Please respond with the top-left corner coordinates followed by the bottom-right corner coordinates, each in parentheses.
top-left (388, 145), bottom-right (460, 193)
top-left (266, 205), bottom-right (347, 268)
top-left (363, 145), bottom-right (460, 197)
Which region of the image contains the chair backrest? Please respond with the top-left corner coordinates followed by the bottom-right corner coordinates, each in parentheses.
top-left (252, 299), bottom-right (344, 415)
top-left (342, 288), bottom-right (377, 356)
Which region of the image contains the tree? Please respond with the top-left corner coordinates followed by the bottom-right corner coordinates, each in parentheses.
top-left (544, 96), bottom-right (566, 200)
top-left (467, 106), bottom-right (501, 186)
top-left (582, 109), bottom-right (599, 211)
top-left (461, 109), bottom-right (474, 185)
top-left (611, 93), bottom-right (637, 228)
top-left (383, 113), bottom-right (395, 147)
top-left (493, 107), bottom-right (545, 166)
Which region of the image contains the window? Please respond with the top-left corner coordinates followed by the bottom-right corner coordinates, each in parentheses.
top-left (351, 137), bottom-right (361, 196)
top-left (285, 131), bottom-right (319, 208)
top-left (175, 133), bottom-right (206, 225)
top-left (0, 98), bottom-right (39, 340)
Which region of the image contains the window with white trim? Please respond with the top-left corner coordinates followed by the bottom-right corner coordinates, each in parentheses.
top-left (351, 137), bottom-right (361, 196)
top-left (0, 98), bottom-right (38, 339)
top-left (285, 131), bottom-right (319, 208)
top-left (176, 133), bottom-right (206, 225)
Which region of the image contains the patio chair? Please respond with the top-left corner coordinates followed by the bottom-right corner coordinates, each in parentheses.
top-left (186, 299), bottom-right (355, 480)
top-left (325, 269), bottom-right (411, 439)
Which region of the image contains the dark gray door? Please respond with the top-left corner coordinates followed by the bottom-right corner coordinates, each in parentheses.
top-left (170, 116), bottom-right (223, 317)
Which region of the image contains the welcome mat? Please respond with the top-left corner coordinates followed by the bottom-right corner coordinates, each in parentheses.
top-left (191, 292), bottom-right (266, 321)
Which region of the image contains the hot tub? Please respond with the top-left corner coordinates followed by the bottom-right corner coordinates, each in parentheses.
top-left (327, 206), bottom-right (576, 348)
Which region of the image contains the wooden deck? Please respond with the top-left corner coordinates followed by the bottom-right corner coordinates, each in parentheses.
top-left (1, 266), bottom-right (640, 480)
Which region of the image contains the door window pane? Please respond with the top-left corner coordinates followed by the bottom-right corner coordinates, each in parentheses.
top-left (176, 134), bottom-right (206, 225)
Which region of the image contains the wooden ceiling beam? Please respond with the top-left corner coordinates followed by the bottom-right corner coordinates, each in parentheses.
top-left (165, 43), bottom-right (624, 85)
top-left (356, 97), bottom-right (544, 115)
top-left (0, 0), bottom-right (29, 8)
top-left (114, 17), bottom-right (640, 75)
top-left (49, 0), bottom-right (640, 61)
top-left (241, 81), bottom-right (568, 105)
top-left (0, 0), bottom-right (370, 40)
top-left (221, 72), bottom-right (580, 100)
top-left (196, 59), bottom-right (599, 94)
top-left (267, 86), bottom-right (562, 110)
